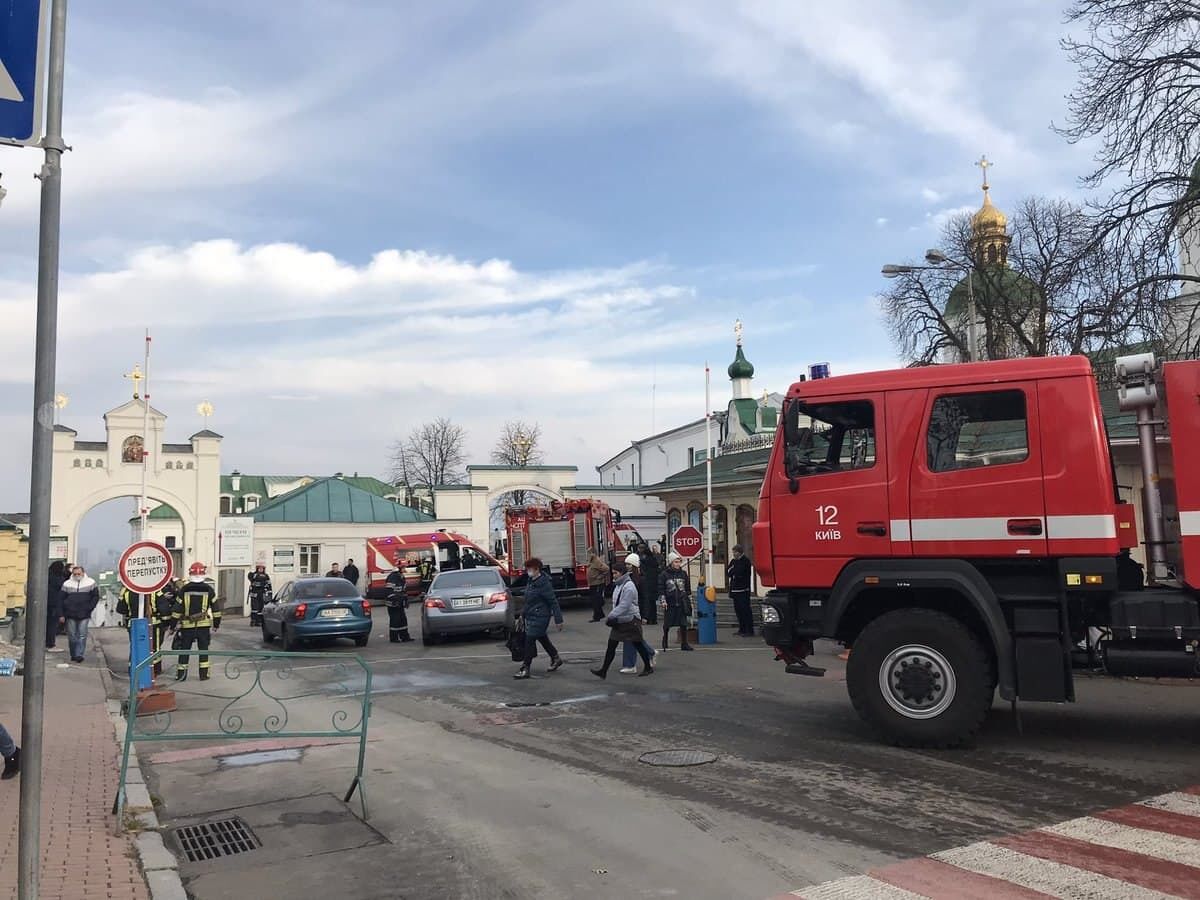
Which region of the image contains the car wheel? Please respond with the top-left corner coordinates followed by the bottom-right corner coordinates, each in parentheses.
top-left (353, 635), bottom-right (369, 647)
top-left (280, 624), bottom-right (296, 652)
top-left (261, 620), bottom-right (275, 644)
top-left (847, 608), bottom-right (994, 749)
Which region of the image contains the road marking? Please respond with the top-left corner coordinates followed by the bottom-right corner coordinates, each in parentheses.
top-left (784, 786), bottom-right (1200, 900)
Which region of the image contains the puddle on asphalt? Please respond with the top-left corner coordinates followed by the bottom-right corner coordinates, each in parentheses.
top-left (369, 670), bottom-right (491, 694)
top-left (217, 748), bottom-right (303, 768)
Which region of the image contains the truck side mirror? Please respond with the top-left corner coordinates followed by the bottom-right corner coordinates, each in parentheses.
top-left (788, 476), bottom-right (800, 495)
top-left (783, 400), bottom-right (800, 445)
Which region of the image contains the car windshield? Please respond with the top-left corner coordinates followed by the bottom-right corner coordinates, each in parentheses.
top-left (432, 570), bottom-right (502, 589)
top-left (294, 580), bottom-right (360, 600)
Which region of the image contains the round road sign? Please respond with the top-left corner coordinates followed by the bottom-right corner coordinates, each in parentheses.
top-left (118, 541), bottom-right (174, 594)
top-left (672, 525), bottom-right (704, 559)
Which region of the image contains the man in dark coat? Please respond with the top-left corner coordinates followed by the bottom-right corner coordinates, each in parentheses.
top-left (343, 559), bottom-right (360, 587)
top-left (46, 561), bottom-right (67, 652)
top-left (727, 544), bottom-right (755, 636)
top-left (637, 543), bottom-right (660, 624)
top-left (513, 557), bottom-right (564, 679)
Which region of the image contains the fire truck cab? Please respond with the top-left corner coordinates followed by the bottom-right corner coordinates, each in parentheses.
top-left (756, 353), bottom-right (1200, 747)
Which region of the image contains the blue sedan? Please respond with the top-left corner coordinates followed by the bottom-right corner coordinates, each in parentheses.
top-left (261, 577), bottom-right (373, 650)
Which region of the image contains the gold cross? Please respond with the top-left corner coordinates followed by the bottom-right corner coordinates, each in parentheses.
top-left (734, 319), bottom-right (744, 346)
top-left (976, 155), bottom-right (993, 190)
top-left (124, 364), bottom-right (144, 399)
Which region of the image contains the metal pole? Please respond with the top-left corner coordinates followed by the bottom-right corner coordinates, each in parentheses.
top-left (704, 364), bottom-right (713, 590)
top-left (965, 268), bottom-right (978, 362)
top-left (19, 2), bottom-right (69, 897)
top-left (140, 331), bottom-right (150, 618)
top-left (1135, 405), bottom-right (1170, 584)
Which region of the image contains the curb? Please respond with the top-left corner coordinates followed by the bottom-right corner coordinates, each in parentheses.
top-left (97, 637), bottom-right (189, 900)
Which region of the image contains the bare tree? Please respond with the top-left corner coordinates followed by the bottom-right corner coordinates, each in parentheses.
top-left (881, 197), bottom-right (1164, 363)
top-left (388, 418), bottom-right (467, 489)
top-left (490, 421), bottom-right (544, 510)
top-left (1058, 0), bottom-right (1200, 331)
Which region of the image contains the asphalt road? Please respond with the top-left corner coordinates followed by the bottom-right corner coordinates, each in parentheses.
top-left (98, 609), bottom-right (1200, 899)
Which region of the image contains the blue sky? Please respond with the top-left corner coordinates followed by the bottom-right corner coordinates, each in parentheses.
top-left (0, 0), bottom-right (1100, 520)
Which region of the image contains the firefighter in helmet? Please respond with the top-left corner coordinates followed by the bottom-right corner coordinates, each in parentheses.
top-left (172, 562), bottom-right (222, 682)
top-left (247, 564), bottom-right (272, 627)
top-left (384, 566), bottom-right (413, 643)
top-left (116, 585), bottom-right (139, 630)
top-left (151, 579), bottom-right (179, 665)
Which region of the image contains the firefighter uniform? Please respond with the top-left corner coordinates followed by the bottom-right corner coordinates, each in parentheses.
top-left (116, 587), bottom-right (139, 630)
top-left (247, 569), bottom-right (272, 626)
top-left (174, 577), bottom-right (221, 681)
top-left (151, 583), bottom-right (178, 658)
top-left (384, 570), bottom-right (413, 643)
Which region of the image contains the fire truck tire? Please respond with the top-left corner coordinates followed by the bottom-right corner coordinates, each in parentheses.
top-left (847, 608), bottom-right (994, 748)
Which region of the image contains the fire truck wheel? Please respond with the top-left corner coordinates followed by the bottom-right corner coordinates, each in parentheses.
top-left (847, 608), bottom-right (994, 748)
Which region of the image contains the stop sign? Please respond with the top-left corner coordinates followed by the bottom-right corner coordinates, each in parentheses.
top-left (672, 525), bottom-right (704, 559)
top-left (118, 541), bottom-right (175, 594)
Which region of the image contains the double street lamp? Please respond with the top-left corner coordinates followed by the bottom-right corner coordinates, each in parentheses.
top-left (882, 249), bottom-right (978, 362)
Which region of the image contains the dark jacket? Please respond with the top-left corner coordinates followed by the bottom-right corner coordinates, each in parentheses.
top-left (60, 576), bottom-right (100, 620)
top-left (343, 564), bottom-right (360, 586)
top-left (726, 555), bottom-right (753, 592)
top-left (47, 570), bottom-right (67, 621)
top-left (520, 572), bottom-right (562, 638)
top-left (659, 567), bottom-right (692, 629)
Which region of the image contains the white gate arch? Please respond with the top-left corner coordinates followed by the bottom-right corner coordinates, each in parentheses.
top-left (50, 398), bottom-right (221, 568)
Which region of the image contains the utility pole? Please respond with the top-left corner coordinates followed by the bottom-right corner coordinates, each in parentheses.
top-left (18, 1), bottom-right (69, 897)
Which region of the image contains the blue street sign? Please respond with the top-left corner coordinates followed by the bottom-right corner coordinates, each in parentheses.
top-left (0, 0), bottom-right (49, 145)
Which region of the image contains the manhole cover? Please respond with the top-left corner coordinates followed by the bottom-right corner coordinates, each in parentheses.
top-left (638, 749), bottom-right (718, 767)
top-left (172, 817), bottom-right (261, 862)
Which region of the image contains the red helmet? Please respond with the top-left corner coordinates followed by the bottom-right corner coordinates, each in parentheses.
top-left (188, 562), bottom-right (207, 576)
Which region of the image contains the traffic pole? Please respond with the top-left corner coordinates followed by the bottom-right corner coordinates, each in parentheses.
top-left (18, 1), bottom-right (70, 898)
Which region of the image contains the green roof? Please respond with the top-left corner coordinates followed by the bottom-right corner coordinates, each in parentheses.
top-left (728, 345), bottom-right (754, 380)
top-left (642, 447), bottom-right (772, 494)
top-left (731, 398), bottom-right (762, 435)
top-left (248, 477), bottom-right (435, 524)
top-left (129, 504), bottom-right (181, 524)
top-left (219, 474), bottom-right (399, 501)
top-left (946, 265), bottom-right (1041, 321)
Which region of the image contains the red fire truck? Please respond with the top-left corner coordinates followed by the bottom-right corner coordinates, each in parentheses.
top-left (755, 352), bottom-right (1200, 747)
top-left (365, 532), bottom-right (509, 600)
top-left (505, 499), bottom-right (643, 601)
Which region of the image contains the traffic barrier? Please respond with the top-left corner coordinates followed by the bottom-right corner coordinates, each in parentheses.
top-left (113, 649), bottom-right (372, 824)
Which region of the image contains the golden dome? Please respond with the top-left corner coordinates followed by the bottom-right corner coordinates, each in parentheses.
top-left (972, 187), bottom-right (1007, 233)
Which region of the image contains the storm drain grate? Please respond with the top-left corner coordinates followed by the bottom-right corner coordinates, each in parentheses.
top-left (638, 749), bottom-right (718, 767)
top-left (172, 817), bottom-right (262, 862)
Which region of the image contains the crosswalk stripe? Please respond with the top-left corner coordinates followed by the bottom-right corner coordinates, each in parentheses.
top-left (868, 857), bottom-right (1054, 898)
top-left (796, 874), bottom-right (928, 900)
top-left (1097, 803), bottom-right (1200, 841)
top-left (998, 829), bottom-right (1200, 899)
top-left (1141, 791), bottom-right (1200, 818)
top-left (1047, 815), bottom-right (1200, 868)
top-left (932, 841), bottom-right (1168, 899)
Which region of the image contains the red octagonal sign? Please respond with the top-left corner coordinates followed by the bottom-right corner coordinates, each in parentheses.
top-left (118, 541), bottom-right (175, 595)
top-left (672, 525), bottom-right (704, 559)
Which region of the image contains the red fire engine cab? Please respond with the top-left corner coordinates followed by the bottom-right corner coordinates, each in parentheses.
top-left (756, 353), bottom-right (1200, 747)
top-left (505, 499), bottom-right (642, 601)
top-left (365, 532), bottom-right (508, 600)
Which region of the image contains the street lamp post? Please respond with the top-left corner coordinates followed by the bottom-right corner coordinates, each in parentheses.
top-left (882, 251), bottom-right (978, 363)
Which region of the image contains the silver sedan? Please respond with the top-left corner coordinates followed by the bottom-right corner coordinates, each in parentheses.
top-left (420, 568), bottom-right (511, 646)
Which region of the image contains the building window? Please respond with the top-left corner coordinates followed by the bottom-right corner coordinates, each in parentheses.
top-left (219, 495), bottom-right (232, 515)
top-left (783, 399), bottom-right (876, 478)
top-left (687, 503), bottom-right (703, 531)
top-left (927, 390), bottom-right (1028, 473)
top-left (668, 508), bottom-right (682, 538)
top-left (96, 459), bottom-right (104, 468)
top-left (73, 459), bottom-right (81, 468)
top-left (244, 495), bottom-right (260, 511)
top-left (186, 462), bottom-right (194, 470)
top-left (121, 435), bottom-right (145, 464)
top-left (299, 544), bottom-right (320, 576)
top-left (712, 505), bottom-right (728, 565)
top-left (692, 448), bottom-right (708, 466)
top-left (84, 459), bottom-right (92, 468)
top-left (165, 536), bottom-right (176, 549)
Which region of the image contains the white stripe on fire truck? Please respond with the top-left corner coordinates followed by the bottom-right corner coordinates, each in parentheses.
top-left (885, 515), bottom-right (1116, 542)
top-left (1180, 510), bottom-right (1200, 537)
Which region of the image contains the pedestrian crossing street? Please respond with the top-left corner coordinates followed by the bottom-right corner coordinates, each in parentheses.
top-left (780, 787), bottom-right (1200, 899)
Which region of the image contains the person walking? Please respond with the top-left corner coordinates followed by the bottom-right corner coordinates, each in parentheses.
top-left (727, 544), bottom-right (755, 637)
top-left (384, 567), bottom-right (413, 643)
top-left (638, 542), bottom-right (660, 624)
top-left (513, 557), bottom-right (564, 680)
top-left (343, 559), bottom-right (360, 587)
top-left (46, 560), bottom-right (67, 652)
top-left (61, 564), bottom-right (100, 663)
top-left (326, 562), bottom-right (342, 578)
top-left (1, 720), bottom-right (18, 780)
top-left (173, 562), bottom-right (222, 682)
top-left (659, 554), bottom-right (694, 651)
top-left (592, 558), bottom-right (655, 679)
top-left (617, 553), bottom-right (659, 673)
top-left (586, 552), bottom-right (610, 622)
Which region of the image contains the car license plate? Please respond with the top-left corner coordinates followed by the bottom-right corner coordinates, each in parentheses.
top-left (319, 607), bottom-right (350, 618)
top-left (450, 597), bottom-right (482, 610)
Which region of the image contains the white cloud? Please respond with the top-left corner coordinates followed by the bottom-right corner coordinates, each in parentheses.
top-left (920, 187), bottom-right (944, 204)
top-left (875, 217), bottom-right (888, 227)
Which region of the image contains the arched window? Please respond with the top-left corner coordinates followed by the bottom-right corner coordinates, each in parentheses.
top-left (219, 496), bottom-right (233, 515)
top-left (73, 459), bottom-right (81, 468)
top-left (95, 459), bottom-right (103, 468)
top-left (987, 244), bottom-right (998, 264)
top-left (712, 506), bottom-right (729, 565)
top-left (186, 462), bottom-right (194, 470)
top-left (122, 435), bottom-right (144, 464)
top-left (687, 502), bottom-right (702, 531)
top-left (84, 459), bottom-right (92, 468)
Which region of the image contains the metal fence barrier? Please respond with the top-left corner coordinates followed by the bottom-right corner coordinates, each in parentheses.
top-left (114, 649), bottom-right (372, 823)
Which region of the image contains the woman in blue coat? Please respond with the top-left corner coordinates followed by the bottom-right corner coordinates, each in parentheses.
top-left (514, 557), bottom-right (564, 679)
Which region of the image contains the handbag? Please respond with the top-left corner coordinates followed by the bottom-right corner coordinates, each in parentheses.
top-left (605, 614), bottom-right (620, 627)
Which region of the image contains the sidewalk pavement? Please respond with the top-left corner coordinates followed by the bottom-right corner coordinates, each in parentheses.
top-left (0, 656), bottom-right (149, 900)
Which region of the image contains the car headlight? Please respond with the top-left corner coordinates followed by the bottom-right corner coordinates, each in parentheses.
top-left (761, 605), bottom-right (781, 625)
